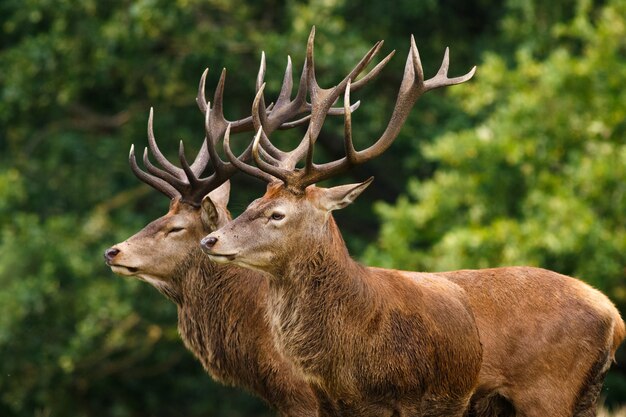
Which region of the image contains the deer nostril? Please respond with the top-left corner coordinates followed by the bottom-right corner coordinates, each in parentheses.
top-left (104, 248), bottom-right (120, 262)
top-left (201, 236), bottom-right (218, 249)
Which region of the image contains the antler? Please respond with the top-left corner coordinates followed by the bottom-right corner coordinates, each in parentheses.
top-left (128, 106), bottom-right (245, 205)
top-left (223, 26), bottom-right (395, 184)
top-left (128, 66), bottom-right (285, 205)
top-left (235, 36), bottom-right (476, 191)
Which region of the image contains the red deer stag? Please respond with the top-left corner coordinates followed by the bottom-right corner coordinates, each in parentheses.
top-left (202, 30), bottom-right (625, 417)
top-left (202, 30), bottom-right (484, 417)
top-left (104, 43), bottom-right (392, 417)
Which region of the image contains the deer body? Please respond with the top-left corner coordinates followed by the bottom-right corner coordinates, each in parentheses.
top-left (203, 185), bottom-right (483, 416)
top-left (439, 267), bottom-right (625, 417)
top-left (199, 28), bottom-right (624, 415)
top-left (270, 243), bottom-right (483, 416)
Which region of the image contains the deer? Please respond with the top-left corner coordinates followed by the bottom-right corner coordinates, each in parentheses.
top-left (200, 28), bottom-right (625, 417)
top-left (202, 30), bottom-right (484, 417)
top-left (103, 39), bottom-right (393, 417)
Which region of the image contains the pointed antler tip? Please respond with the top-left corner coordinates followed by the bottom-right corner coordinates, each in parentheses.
top-left (223, 125), bottom-right (232, 145)
top-left (252, 128), bottom-right (263, 158)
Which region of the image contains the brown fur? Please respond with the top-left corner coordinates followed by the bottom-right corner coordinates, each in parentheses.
top-left (439, 267), bottom-right (625, 417)
top-left (204, 185), bottom-right (483, 416)
top-left (106, 197), bottom-right (321, 417)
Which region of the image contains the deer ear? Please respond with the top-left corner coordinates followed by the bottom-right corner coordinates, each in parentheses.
top-left (201, 182), bottom-right (231, 229)
top-left (318, 177), bottom-right (374, 212)
top-left (200, 195), bottom-right (220, 229)
top-left (208, 181), bottom-right (230, 208)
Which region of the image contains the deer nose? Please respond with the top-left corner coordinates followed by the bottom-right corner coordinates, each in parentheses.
top-left (104, 247), bottom-right (120, 263)
top-left (201, 236), bottom-right (218, 250)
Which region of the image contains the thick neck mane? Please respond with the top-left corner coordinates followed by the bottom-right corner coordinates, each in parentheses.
top-left (281, 215), bottom-right (358, 280)
top-left (161, 248), bottom-right (271, 387)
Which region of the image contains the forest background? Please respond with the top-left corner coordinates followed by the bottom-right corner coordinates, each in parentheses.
top-left (1, 0), bottom-right (625, 415)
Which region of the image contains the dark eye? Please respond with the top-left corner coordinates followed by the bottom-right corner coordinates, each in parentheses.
top-left (166, 227), bottom-right (185, 235)
top-left (270, 212), bottom-right (285, 221)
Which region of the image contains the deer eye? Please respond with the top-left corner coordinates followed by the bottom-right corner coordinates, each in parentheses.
top-left (270, 212), bottom-right (285, 221)
top-left (166, 227), bottom-right (185, 235)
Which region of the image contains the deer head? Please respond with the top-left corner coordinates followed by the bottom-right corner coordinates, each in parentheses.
top-left (103, 68), bottom-right (252, 286)
top-left (201, 33), bottom-right (476, 276)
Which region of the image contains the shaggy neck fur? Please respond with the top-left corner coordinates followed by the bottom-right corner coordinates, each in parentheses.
top-left (267, 216), bottom-right (379, 387)
top-left (153, 248), bottom-right (313, 408)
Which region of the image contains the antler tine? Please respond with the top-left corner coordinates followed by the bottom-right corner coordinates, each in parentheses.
top-left (178, 140), bottom-right (201, 188)
top-left (189, 137), bottom-right (210, 176)
top-left (223, 126), bottom-right (276, 183)
top-left (191, 74), bottom-right (212, 175)
top-left (276, 55), bottom-right (294, 106)
top-left (252, 53), bottom-right (275, 135)
top-left (294, 38), bottom-right (476, 189)
top-left (212, 68), bottom-right (227, 123)
top-left (262, 55), bottom-right (308, 132)
top-left (196, 68), bottom-right (209, 114)
top-left (147, 108), bottom-right (185, 178)
top-left (142, 147), bottom-right (188, 190)
top-left (252, 83), bottom-right (289, 160)
top-left (350, 49), bottom-right (396, 92)
top-left (277, 99), bottom-right (361, 130)
top-left (424, 46), bottom-right (477, 90)
top-left (304, 27), bottom-right (385, 143)
top-left (256, 51), bottom-right (267, 92)
top-left (196, 64), bottom-right (270, 136)
top-left (252, 128), bottom-right (292, 183)
top-left (343, 80), bottom-right (357, 163)
top-left (178, 139), bottom-right (231, 203)
top-left (129, 145), bottom-right (180, 199)
top-left (203, 104), bottom-right (232, 176)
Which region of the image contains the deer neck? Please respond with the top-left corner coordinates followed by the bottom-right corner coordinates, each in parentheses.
top-left (278, 216), bottom-right (360, 287)
top-left (173, 247), bottom-right (269, 385)
top-left (267, 217), bottom-right (373, 375)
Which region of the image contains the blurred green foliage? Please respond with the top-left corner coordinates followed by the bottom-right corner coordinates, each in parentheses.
top-left (1, 0), bottom-right (624, 415)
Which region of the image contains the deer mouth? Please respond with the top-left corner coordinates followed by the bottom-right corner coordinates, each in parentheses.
top-left (205, 252), bottom-right (238, 263)
top-left (109, 264), bottom-right (140, 275)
